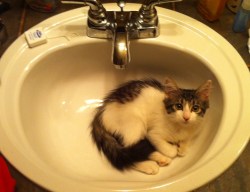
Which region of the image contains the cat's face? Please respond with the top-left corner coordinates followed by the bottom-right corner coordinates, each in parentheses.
top-left (164, 94), bottom-right (206, 125)
top-left (163, 78), bottom-right (212, 126)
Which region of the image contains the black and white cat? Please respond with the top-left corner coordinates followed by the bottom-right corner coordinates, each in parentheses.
top-left (91, 78), bottom-right (212, 174)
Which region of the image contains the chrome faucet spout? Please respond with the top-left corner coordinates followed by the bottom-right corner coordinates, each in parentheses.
top-left (112, 11), bottom-right (131, 69)
top-left (113, 29), bottom-right (130, 69)
top-left (63, 0), bottom-right (182, 69)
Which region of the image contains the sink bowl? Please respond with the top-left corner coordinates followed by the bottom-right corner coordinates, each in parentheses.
top-left (0, 4), bottom-right (250, 192)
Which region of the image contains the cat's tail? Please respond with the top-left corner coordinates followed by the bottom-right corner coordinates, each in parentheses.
top-left (91, 107), bottom-right (155, 170)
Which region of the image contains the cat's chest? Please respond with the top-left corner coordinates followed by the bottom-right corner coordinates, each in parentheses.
top-left (171, 128), bottom-right (191, 141)
top-left (154, 122), bottom-right (195, 142)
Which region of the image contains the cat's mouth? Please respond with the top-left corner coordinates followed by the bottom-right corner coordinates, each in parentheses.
top-left (182, 120), bottom-right (192, 125)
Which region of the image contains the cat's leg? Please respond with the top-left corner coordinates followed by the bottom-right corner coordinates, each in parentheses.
top-left (177, 140), bottom-right (190, 157)
top-left (133, 160), bottom-right (159, 175)
top-left (147, 136), bottom-right (178, 158)
top-left (149, 151), bottom-right (172, 166)
top-left (133, 152), bottom-right (172, 174)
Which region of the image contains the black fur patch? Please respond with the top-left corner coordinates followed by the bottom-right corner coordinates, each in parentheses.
top-left (104, 79), bottom-right (164, 104)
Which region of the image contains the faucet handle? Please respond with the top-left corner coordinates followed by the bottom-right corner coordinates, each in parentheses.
top-left (117, 0), bottom-right (126, 12)
top-left (62, 0), bottom-right (107, 27)
top-left (142, 0), bottom-right (182, 10)
top-left (139, 0), bottom-right (182, 26)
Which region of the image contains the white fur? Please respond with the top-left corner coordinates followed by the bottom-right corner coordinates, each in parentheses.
top-left (133, 161), bottom-right (159, 175)
top-left (102, 87), bottom-right (166, 146)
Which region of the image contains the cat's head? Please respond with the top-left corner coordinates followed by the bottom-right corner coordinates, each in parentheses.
top-left (163, 78), bottom-right (212, 125)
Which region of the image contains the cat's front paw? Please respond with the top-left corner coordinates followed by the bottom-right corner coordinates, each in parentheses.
top-left (165, 144), bottom-right (178, 158)
top-left (177, 142), bottom-right (189, 157)
top-left (133, 161), bottom-right (159, 175)
top-left (149, 151), bottom-right (172, 167)
top-left (177, 147), bottom-right (187, 157)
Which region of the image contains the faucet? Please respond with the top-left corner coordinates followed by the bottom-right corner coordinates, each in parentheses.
top-left (112, 7), bottom-right (131, 69)
top-left (63, 0), bottom-right (182, 69)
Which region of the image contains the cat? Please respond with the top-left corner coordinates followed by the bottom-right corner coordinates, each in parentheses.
top-left (91, 77), bottom-right (212, 175)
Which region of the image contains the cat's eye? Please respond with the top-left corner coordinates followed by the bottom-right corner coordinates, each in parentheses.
top-left (174, 103), bottom-right (183, 110)
top-left (192, 105), bottom-right (201, 113)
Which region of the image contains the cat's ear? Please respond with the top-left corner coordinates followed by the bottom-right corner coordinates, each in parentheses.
top-left (196, 80), bottom-right (212, 100)
top-left (164, 77), bottom-right (180, 96)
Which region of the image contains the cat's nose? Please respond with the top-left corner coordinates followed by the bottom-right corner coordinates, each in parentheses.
top-left (183, 112), bottom-right (190, 122)
top-left (183, 117), bottom-right (190, 122)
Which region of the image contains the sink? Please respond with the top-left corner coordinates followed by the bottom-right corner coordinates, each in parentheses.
top-left (0, 3), bottom-right (250, 192)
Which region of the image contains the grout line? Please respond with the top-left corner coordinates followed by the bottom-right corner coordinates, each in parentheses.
top-left (18, 1), bottom-right (27, 36)
top-left (172, 2), bottom-right (176, 10)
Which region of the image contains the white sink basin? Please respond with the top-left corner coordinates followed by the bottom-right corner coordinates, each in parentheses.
top-left (0, 3), bottom-right (250, 192)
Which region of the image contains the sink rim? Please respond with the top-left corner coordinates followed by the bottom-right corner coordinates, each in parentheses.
top-left (0, 3), bottom-right (250, 192)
